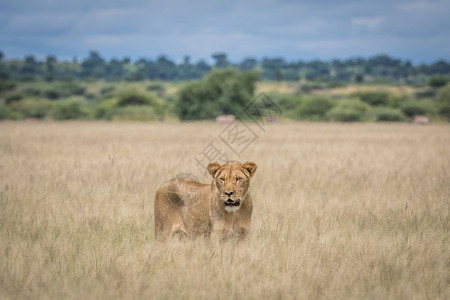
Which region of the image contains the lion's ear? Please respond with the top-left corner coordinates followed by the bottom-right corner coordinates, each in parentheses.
top-left (207, 162), bottom-right (221, 177)
top-left (242, 162), bottom-right (257, 177)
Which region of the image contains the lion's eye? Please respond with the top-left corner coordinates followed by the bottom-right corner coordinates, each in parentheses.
top-left (236, 177), bottom-right (242, 182)
top-left (220, 178), bottom-right (225, 182)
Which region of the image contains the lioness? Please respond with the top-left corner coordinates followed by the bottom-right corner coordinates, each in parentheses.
top-left (154, 161), bottom-right (257, 240)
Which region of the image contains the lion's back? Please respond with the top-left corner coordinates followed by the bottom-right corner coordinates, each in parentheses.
top-left (154, 178), bottom-right (211, 239)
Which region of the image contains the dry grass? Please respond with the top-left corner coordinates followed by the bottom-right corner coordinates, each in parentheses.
top-left (0, 121), bottom-right (449, 299)
top-left (256, 81), bottom-right (300, 94)
top-left (323, 84), bottom-right (417, 97)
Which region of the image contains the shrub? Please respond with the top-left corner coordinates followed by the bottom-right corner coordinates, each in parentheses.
top-left (93, 99), bottom-right (118, 120)
top-left (146, 83), bottom-right (166, 96)
top-left (59, 82), bottom-right (86, 96)
top-left (176, 69), bottom-right (258, 120)
top-left (23, 87), bottom-right (43, 97)
top-left (415, 88), bottom-right (436, 99)
top-left (0, 80), bottom-right (16, 92)
top-left (10, 98), bottom-right (53, 119)
top-left (400, 100), bottom-right (435, 118)
top-left (44, 88), bottom-right (62, 100)
top-left (375, 108), bottom-right (406, 122)
top-left (327, 99), bottom-right (371, 122)
top-left (273, 94), bottom-right (301, 116)
top-left (299, 82), bottom-right (325, 93)
top-left (100, 86), bottom-right (115, 96)
top-left (428, 75), bottom-right (448, 88)
top-left (295, 96), bottom-right (334, 121)
top-left (117, 90), bottom-right (158, 106)
top-left (436, 86), bottom-right (450, 120)
top-left (387, 95), bottom-right (410, 108)
top-left (0, 104), bottom-right (22, 120)
top-left (5, 93), bottom-right (24, 104)
top-left (51, 100), bottom-right (89, 120)
top-left (351, 91), bottom-right (390, 106)
top-left (110, 106), bottom-right (161, 121)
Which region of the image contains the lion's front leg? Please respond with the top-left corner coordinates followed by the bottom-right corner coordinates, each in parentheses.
top-left (211, 223), bottom-right (231, 241)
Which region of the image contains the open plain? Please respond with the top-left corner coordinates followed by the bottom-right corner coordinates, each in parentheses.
top-left (0, 121), bottom-right (449, 299)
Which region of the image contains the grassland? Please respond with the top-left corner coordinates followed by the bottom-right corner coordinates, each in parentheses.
top-left (0, 121), bottom-right (449, 299)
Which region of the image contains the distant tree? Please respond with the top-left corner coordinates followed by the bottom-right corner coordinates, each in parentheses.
top-left (295, 96), bottom-right (334, 120)
top-left (261, 58), bottom-right (285, 80)
top-left (354, 73), bottom-right (364, 83)
top-left (212, 53), bottom-right (229, 68)
top-left (22, 55), bottom-right (39, 76)
top-left (81, 51), bottom-right (106, 78)
top-left (428, 75), bottom-right (448, 88)
top-left (239, 58), bottom-right (258, 71)
top-left (352, 91), bottom-right (390, 106)
top-left (106, 59), bottom-right (127, 80)
top-left (176, 68), bottom-right (259, 120)
top-left (437, 86), bottom-right (450, 120)
top-left (45, 55), bottom-right (57, 81)
top-left (183, 55), bottom-right (191, 66)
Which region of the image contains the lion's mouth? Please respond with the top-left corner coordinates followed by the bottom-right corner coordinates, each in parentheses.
top-left (225, 199), bottom-right (240, 206)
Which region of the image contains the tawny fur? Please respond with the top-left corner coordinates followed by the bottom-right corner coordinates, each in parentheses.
top-left (154, 161), bottom-right (257, 240)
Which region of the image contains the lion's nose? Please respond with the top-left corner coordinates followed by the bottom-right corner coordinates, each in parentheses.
top-left (224, 191), bottom-right (234, 196)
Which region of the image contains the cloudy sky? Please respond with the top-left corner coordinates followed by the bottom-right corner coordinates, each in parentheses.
top-left (1, 0), bottom-right (449, 63)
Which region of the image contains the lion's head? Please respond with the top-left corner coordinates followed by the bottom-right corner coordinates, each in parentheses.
top-left (207, 161), bottom-right (257, 212)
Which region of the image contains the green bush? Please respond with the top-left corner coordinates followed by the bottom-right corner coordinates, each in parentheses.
top-left (5, 93), bottom-right (24, 104)
top-left (59, 82), bottom-right (86, 96)
top-left (117, 90), bottom-right (158, 106)
top-left (25, 82), bottom-right (87, 100)
top-left (295, 96), bottom-right (334, 121)
top-left (327, 99), bottom-right (371, 122)
top-left (351, 91), bottom-right (390, 106)
top-left (100, 86), bottom-right (115, 97)
top-left (375, 107), bottom-right (406, 122)
top-left (44, 88), bottom-right (62, 100)
top-left (299, 82), bottom-right (325, 93)
top-left (387, 95), bottom-right (410, 108)
top-left (436, 86), bottom-right (450, 120)
top-left (428, 75), bottom-right (448, 88)
top-left (176, 69), bottom-right (258, 120)
top-left (93, 98), bottom-right (118, 120)
top-left (110, 106), bottom-right (161, 121)
top-left (23, 87), bottom-right (43, 97)
top-left (0, 104), bottom-right (22, 120)
top-left (51, 100), bottom-right (89, 120)
top-left (400, 100), bottom-right (435, 118)
top-left (415, 88), bottom-right (436, 99)
top-left (0, 80), bottom-right (16, 92)
top-left (272, 94), bottom-right (301, 116)
top-left (146, 82), bottom-right (166, 96)
top-left (10, 98), bottom-right (53, 119)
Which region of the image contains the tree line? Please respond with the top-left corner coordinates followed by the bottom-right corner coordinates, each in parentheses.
top-left (1, 50), bottom-right (450, 83)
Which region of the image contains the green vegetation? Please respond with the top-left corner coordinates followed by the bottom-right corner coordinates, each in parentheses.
top-left (0, 58), bottom-right (449, 122)
top-left (374, 107), bottom-right (406, 122)
top-left (327, 99), bottom-right (371, 122)
top-left (294, 96), bottom-right (334, 121)
top-left (176, 69), bottom-right (258, 120)
top-left (1, 50), bottom-right (450, 83)
top-left (436, 85), bottom-right (450, 120)
top-left (351, 91), bottom-right (389, 106)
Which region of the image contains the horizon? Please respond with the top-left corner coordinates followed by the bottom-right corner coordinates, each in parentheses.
top-left (2, 51), bottom-right (449, 66)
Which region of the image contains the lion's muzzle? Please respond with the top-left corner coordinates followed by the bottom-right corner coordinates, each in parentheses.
top-left (225, 199), bottom-right (240, 206)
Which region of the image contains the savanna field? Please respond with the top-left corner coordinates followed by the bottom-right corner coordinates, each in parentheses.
top-left (0, 121), bottom-right (449, 299)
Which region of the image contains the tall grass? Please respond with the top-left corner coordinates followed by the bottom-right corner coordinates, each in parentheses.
top-left (0, 122), bottom-right (449, 299)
